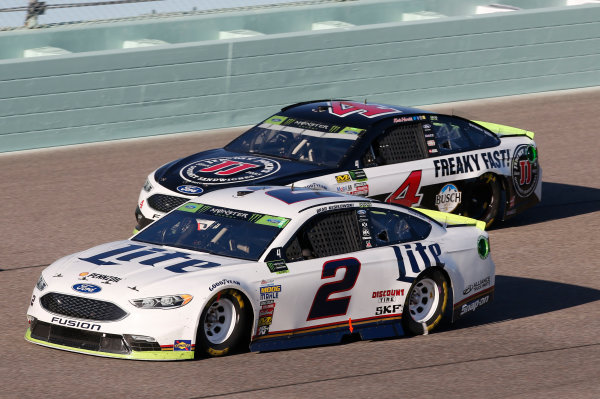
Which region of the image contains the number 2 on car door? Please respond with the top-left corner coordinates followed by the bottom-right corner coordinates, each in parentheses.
top-left (307, 258), bottom-right (361, 320)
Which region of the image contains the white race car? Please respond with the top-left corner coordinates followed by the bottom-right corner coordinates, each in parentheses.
top-left (27, 186), bottom-right (495, 360)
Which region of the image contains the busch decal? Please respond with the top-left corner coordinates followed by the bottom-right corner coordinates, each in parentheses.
top-left (435, 184), bottom-right (462, 212)
top-left (511, 145), bottom-right (539, 197)
top-left (180, 156), bottom-right (280, 185)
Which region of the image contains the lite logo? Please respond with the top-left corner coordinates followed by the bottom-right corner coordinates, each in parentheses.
top-left (79, 244), bottom-right (220, 273)
top-left (392, 243), bottom-right (442, 282)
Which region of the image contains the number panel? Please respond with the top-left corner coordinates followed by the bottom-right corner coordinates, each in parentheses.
top-left (307, 258), bottom-right (361, 320)
top-left (386, 170), bottom-right (423, 207)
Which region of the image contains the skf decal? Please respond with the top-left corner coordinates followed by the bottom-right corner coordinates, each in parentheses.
top-left (375, 304), bottom-right (402, 315)
top-left (79, 244), bottom-right (220, 273)
top-left (173, 340), bottom-right (192, 351)
top-left (329, 101), bottom-right (403, 118)
top-left (393, 243), bottom-right (442, 283)
top-left (51, 316), bottom-right (101, 331)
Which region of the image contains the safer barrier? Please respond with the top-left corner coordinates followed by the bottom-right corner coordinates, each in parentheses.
top-left (0, 0), bottom-right (599, 152)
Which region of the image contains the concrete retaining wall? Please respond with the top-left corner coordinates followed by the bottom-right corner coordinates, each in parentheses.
top-left (1, 0), bottom-right (599, 152)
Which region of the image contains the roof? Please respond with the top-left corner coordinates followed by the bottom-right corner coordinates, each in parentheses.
top-left (189, 186), bottom-right (373, 219)
top-left (279, 100), bottom-right (433, 129)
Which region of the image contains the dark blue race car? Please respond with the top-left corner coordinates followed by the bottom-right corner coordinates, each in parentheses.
top-left (135, 100), bottom-right (541, 232)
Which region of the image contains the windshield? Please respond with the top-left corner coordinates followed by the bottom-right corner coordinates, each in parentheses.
top-left (225, 116), bottom-right (364, 167)
top-left (133, 203), bottom-right (290, 261)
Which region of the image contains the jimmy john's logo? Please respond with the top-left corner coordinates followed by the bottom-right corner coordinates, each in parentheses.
top-left (511, 145), bottom-right (539, 197)
top-left (180, 156), bottom-right (280, 185)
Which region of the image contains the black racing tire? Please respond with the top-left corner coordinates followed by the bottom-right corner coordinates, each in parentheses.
top-left (402, 269), bottom-right (449, 335)
top-left (465, 174), bottom-right (501, 228)
top-left (195, 289), bottom-right (251, 358)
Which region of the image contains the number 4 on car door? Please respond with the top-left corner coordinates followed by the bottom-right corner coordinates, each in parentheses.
top-left (386, 170), bottom-right (423, 207)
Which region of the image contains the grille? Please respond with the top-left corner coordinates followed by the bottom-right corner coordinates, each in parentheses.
top-left (147, 194), bottom-right (189, 213)
top-left (40, 293), bottom-right (128, 321)
top-left (375, 123), bottom-right (428, 164)
top-left (30, 320), bottom-right (130, 355)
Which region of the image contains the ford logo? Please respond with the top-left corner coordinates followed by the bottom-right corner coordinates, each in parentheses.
top-left (72, 283), bottom-right (102, 294)
top-left (176, 185), bottom-right (204, 195)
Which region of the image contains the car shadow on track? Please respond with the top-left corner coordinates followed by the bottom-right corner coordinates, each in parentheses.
top-left (499, 182), bottom-right (600, 228)
top-left (446, 275), bottom-right (600, 330)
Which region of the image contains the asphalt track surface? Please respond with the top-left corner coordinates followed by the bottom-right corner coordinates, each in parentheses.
top-left (1, 88), bottom-right (599, 399)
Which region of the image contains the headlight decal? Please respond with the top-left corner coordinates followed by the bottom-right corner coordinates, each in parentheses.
top-left (143, 178), bottom-right (153, 193)
top-left (130, 294), bottom-right (193, 309)
top-left (36, 275), bottom-right (47, 291)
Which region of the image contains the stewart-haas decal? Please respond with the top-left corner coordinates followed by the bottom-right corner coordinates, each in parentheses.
top-left (180, 156), bottom-right (281, 185)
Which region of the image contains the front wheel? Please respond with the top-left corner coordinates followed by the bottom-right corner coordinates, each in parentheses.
top-left (195, 290), bottom-right (250, 358)
top-left (402, 270), bottom-right (449, 335)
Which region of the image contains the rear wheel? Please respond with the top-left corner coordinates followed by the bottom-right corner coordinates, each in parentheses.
top-left (195, 290), bottom-right (250, 358)
top-left (464, 174), bottom-right (501, 228)
top-left (402, 270), bottom-right (449, 335)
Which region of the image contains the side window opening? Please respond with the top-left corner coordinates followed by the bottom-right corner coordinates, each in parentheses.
top-left (369, 209), bottom-right (431, 245)
top-left (432, 117), bottom-right (500, 155)
top-left (466, 122), bottom-right (501, 148)
top-left (364, 123), bottom-right (428, 166)
top-left (434, 122), bottom-right (472, 154)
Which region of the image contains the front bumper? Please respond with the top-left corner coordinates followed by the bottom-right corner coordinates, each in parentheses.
top-left (25, 318), bottom-right (195, 361)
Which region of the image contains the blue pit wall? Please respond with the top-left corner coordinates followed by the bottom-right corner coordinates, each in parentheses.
top-left (0, 0), bottom-right (599, 152)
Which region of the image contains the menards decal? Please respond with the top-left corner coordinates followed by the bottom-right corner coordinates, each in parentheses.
top-left (433, 149), bottom-right (511, 178)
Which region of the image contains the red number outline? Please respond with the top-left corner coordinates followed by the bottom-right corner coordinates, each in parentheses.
top-left (386, 170), bottom-right (423, 207)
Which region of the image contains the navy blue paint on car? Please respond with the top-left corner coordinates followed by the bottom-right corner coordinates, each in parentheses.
top-left (137, 99), bottom-right (541, 232)
top-left (266, 188), bottom-right (344, 204)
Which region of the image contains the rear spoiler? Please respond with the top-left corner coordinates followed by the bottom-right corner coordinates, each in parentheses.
top-left (414, 208), bottom-right (486, 231)
top-left (473, 120), bottom-right (535, 140)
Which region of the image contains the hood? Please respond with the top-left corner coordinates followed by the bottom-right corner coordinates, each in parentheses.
top-left (154, 148), bottom-right (333, 194)
top-left (42, 240), bottom-right (251, 296)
